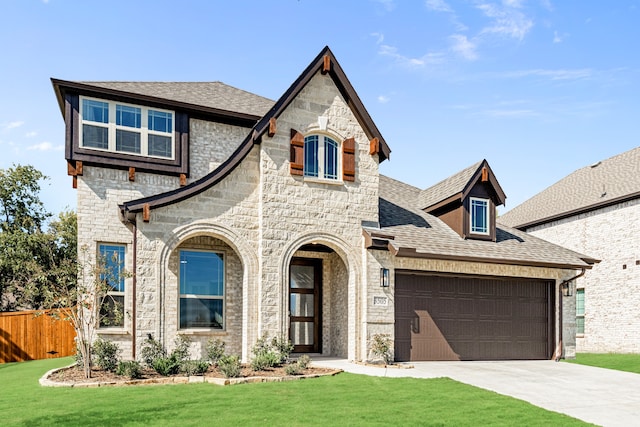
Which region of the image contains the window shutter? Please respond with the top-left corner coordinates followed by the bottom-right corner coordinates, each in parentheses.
top-left (290, 129), bottom-right (304, 176)
top-left (342, 137), bottom-right (356, 182)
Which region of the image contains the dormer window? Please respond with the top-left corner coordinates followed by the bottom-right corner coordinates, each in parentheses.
top-left (304, 134), bottom-right (339, 180)
top-left (470, 197), bottom-right (489, 235)
top-left (80, 96), bottom-right (175, 159)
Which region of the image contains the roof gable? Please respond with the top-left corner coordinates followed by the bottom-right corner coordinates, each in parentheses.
top-left (500, 146), bottom-right (640, 229)
top-left (419, 159), bottom-right (506, 212)
top-left (120, 46), bottom-right (390, 217)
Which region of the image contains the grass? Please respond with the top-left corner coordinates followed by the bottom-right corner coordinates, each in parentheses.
top-left (565, 353), bottom-right (640, 374)
top-left (0, 357), bottom-right (590, 426)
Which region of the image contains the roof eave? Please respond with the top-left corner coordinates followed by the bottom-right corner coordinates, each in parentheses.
top-left (391, 246), bottom-right (594, 270)
top-left (51, 78), bottom-right (263, 126)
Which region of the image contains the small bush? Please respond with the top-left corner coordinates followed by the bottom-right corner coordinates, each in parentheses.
top-left (271, 336), bottom-right (294, 364)
top-left (171, 335), bottom-right (191, 366)
top-left (250, 352), bottom-right (280, 371)
top-left (152, 357), bottom-right (180, 376)
top-left (205, 338), bottom-right (226, 365)
top-left (93, 338), bottom-right (121, 372)
top-left (284, 362), bottom-right (303, 376)
top-left (370, 333), bottom-right (393, 365)
top-left (140, 334), bottom-right (166, 368)
top-left (297, 354), bottom-right (311, 369)
top-left (116, 361), bottom-right (142, 379)
top-left (180, 360), bottom-right (210, 376)
top-left (217, 355), bottom-right (241, 378)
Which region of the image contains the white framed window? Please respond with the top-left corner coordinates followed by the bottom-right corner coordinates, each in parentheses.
top-left (80, 96), bottom-right (174, 159)
top-left (470, 197), bottom-right (489, 234)
top-left (98, 243), bottom-right (126, 328)
top-left (179, 250), bottom-right (225, 330)
top-left (304, 134), bottom-right (340, 180)
top-left (576, 288), bottom-right (585, 335)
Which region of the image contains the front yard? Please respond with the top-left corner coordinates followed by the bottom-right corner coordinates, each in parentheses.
top-left (0, 357), bottom-right (589, 426)
top-left (565, 352), bottom-right (640, 374)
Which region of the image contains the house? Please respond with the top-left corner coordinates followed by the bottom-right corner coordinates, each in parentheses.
top-left (51, 46), bottom-right (596, 362)
top-left (499, 147), bottom-right (640, 353)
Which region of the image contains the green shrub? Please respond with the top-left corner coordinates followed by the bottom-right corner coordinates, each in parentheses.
top-left (180, 360), bottom-right (210, 376)
top-left (296, 354), bottom-right (311, 369)
top-left (152, 357), bottom-right (180, 376)
top-left (171, 335), bottom-right (191, 366)
top-left (205, 338), bottom-right (226, 365)
top-left (93, 338), bottom-right (121, 372)
top-left (284, 362), bottom-right (303, 376)
top-left (250, 335), bottom-right (293, 370)
top-left (140, 334), bottom-right (166, 368)
top-left (116, 360), bottom-right (142, 379)
top-left (217, 355), bottom-right (241, 378)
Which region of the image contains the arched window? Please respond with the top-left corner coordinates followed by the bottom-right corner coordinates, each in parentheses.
top-left (304, 134), bottom-right (339, 180)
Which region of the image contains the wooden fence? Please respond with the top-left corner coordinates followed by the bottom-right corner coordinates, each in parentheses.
top-left (0, 309), bottom-right (76, 363)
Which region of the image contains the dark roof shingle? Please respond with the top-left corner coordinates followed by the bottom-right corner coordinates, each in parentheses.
top-left (500, 146), bottom-right (640, 228)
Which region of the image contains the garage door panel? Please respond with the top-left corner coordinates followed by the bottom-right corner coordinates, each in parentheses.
top-left (395, 273), bottom-right (553, 361)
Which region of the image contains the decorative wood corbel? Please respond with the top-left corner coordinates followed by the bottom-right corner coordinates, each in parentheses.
top-left (129, 167), bottom-right (136, 182)
top-left (268, 117), bottom-right (277, 137)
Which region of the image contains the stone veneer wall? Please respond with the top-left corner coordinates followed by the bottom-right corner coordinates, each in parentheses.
top-left (527, 199), bottom-right (640, 353)
top-left (256, 71), bottom-right (379, 361)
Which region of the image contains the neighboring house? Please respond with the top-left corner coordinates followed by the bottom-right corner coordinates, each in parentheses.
top-left (500, 147), bottom-right (640, 353)
top-left (51, 46), bottom-right (595, 362)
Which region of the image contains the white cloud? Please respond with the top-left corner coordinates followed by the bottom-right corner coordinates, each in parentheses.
top-left (502, 68), bottom-right (592, 80)
top-left (450, 34), bottom-right (478, 60)
top-left (553, 30), bottom-right (562, 43)
top-left (27, 141), bottom-right (63, 152)
top-left (25, 131), bottom-right (38, 138)
top-left (2, 121), bottom-right (25, 131)
top-left (476, 2), bottom-right (534, 40)
top-left (481, 109), bottom-right (537, 117)
top-left (378, 44), bottom-right (444, 68)
top-left (425, 0), bottom-right (452, 13)
top-left (377, 95), bottom-right (390, 104)
top-left (372, 0), bottom-right (395, 12)
top-left (371, 32), bottom-right (385, 45)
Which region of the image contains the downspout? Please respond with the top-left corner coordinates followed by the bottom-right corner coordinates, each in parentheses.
top-left (555, 268), bottom-right (586, 361)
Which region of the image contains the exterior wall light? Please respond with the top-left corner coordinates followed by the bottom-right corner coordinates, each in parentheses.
top-left (380, 268), bottom-right (390, 288)
top-left (561, 281), bottom-right (574, 297)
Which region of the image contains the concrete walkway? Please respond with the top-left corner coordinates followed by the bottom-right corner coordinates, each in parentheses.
top-left (313, 357), bottom-right (640, 427)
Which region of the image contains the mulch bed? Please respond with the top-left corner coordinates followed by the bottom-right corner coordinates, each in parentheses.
top-left (44, 363), bottom-right (341, 387)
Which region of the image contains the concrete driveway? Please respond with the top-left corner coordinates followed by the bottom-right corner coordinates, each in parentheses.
top-left (313, 358), bottom-right (640, 427)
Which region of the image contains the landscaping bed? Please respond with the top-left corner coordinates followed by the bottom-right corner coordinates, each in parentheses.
top-left (43, 362), bottom-right (341, 387)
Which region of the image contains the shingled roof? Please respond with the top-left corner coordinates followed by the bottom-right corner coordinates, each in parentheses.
top-left (51, 79), bottom-right (274, 123)
top-left (500, 146), bottom-right (640, 229)
top-left (371, 175), bottom-right (596, 269)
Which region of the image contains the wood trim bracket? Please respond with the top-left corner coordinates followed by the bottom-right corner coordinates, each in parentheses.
top-left (72, 176), bottom-right (77, 189)
top-left (369, 137), bottom-right (379, 155)
top-left (322, 55), bottom-right (331, 74)
top-left (129, 167), bottom-right (136, 182)
top-left (481, 167), bottom-right (488, 182)
top-left (268, 117), bottom-right (277, 137)
top-left (180, 173), bottom-right (187, 186)
top-left (142, 203), bottom-right (150, 222)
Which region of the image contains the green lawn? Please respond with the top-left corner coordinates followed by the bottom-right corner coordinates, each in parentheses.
top-left (565, 353), bottom-right (640, 374)
top-left (0, 357), bottom-right (589, 426)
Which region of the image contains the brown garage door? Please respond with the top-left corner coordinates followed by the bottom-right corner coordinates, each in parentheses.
top-left (395, 273), bottom-right (554, 361)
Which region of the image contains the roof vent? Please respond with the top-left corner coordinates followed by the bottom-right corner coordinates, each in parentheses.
top-left (590, 161), bottom-right (601, 168)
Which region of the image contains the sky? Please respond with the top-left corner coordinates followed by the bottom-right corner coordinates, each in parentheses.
top-left (1, 0), bottom-right (639, 217)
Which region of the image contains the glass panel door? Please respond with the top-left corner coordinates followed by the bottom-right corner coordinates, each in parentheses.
top-left (289, 258), bottom-right (321, 353)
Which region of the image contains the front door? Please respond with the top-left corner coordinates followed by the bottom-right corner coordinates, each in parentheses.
top-left (289, 258), bottom-right (322, 353)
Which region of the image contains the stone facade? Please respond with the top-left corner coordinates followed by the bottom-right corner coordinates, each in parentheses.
top-left (69, 51), bottom-right (583, 364)
top-left (527, 198), bottom-right (640, 353)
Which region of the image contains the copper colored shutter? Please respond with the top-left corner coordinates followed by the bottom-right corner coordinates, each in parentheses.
top-left (342, 137), bottom-right (356, 182)
top-left (290, 129), bottom-right (304, 175)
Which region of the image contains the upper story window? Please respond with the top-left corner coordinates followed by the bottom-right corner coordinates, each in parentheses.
top-left (98, 243), bottom-right (126, 328)
top-left (304, 134), bottom-right (339, 180)
top-left (179, 250), bottom-right (225, 330)
top-left (80, 96), bottom-right (174, 159)
top-left (470, 197), bottom-right (489, 235)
